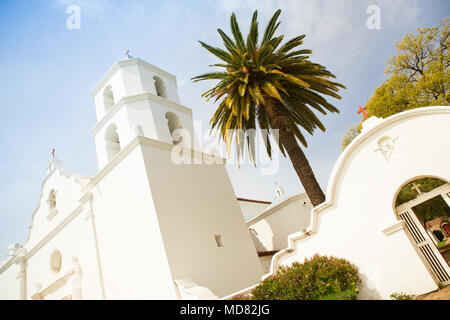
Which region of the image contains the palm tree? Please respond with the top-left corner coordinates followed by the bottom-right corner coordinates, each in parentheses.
top-left (192, 10), bottom-right (345, 206)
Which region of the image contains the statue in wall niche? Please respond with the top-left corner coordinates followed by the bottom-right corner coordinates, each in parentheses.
top-left (47, 189), bottom-right (57, 210)
top-left (67, 256), bottom-right (83, 300)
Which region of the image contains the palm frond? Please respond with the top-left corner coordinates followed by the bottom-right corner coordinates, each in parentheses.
top-left (193, 9), bottom-right (345, 164)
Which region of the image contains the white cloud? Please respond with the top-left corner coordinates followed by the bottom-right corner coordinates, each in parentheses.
top-left (207, 0), bottom-right (362, 66)
top-left (207, 0), bottom-right (426, 68)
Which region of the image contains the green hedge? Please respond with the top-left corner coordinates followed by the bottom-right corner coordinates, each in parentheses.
top-left (235, 254), bottom-right (361, 300)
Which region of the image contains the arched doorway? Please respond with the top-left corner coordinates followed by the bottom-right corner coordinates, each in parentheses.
top-left (394, 176), bottom-right (450, 286)
top-left (433, 230), bottom-right (445, 242)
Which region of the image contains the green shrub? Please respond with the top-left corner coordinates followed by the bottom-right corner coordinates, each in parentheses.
top-left (390, 292), bottom-right (415, 300)
top-left (244, 254), bottom-right (360, 300)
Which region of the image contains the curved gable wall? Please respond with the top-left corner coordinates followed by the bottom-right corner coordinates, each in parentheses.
top-left (270, 106), bottom-right (450, 299)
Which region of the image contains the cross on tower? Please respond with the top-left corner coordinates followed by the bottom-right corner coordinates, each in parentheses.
top-left (52, 148), bottom-right (55, 158)
top-left (411, 182), bottom-right (423, 196)
top-left (125, 50), bottom-right (133, 60)
top-left (357, 105), bottom-right (369, 120)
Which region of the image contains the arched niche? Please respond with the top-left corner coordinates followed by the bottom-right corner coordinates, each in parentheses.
top-left (153, 76), bottom-right (168, 98)
top-left (105, 123), bottom-right (121, 161)
top-left (165, 112), bottom-right (183, 145)
top-left (103, 85), bottom-right (115, 112)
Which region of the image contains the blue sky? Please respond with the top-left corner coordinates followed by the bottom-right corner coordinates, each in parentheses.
top-left (0, 0), bottom-right (448, 256)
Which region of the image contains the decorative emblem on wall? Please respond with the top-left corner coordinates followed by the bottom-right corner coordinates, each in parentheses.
top-left (374, 136), bottom-right (399, 161)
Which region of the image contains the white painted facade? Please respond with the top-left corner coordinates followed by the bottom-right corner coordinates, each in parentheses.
top-left (248, 191), bottom-right (313, 253)
top-left (237, 198), bottom-right (271, 222)
top-left (236, 189), bottom-right (314, 274)
top-left (0, 57), bottom-right (263, 300)
top-left (266, 107), bottom-right (450, 299)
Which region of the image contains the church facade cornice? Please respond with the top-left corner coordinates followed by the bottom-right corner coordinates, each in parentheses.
top-left (90, 58), bottom-right (177, 98)
top-left (246, 193), bottom-right (308, 226)
top-left (90, 92), bottom-right (193, 136)
top-left (81, 136), bottom-right (227, 194)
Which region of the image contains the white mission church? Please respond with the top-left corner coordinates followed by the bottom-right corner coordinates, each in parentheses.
top-left (0, 55), bottom-right (313, 300)
top-left (1, 55), bottom-right (449, 300)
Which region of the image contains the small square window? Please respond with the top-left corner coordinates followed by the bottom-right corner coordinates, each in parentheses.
top-left (214, 235), bottom-right (224, 247)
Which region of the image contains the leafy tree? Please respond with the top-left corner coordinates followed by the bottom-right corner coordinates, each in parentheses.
top-left (413, 197), bottom-right (450, 226)
top-left (193, 10), bottom-right (345, 206)
top-left (341, 17), bottom-right (449, 151)
top-left (340, 123), bottom-right (361, 152)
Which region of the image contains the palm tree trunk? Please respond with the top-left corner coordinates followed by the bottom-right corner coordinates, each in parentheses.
top-left (278, 128), bottom-right (326, 206)
top-left (263, 97), bottom-right (326, 207)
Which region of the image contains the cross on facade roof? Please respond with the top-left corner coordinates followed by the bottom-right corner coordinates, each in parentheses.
top-left (357, 105), bottom-right (369, 120)
top-left (411, 182), bottom-right (423, 196)
top-left (52, 148), bottom-right (55, 158)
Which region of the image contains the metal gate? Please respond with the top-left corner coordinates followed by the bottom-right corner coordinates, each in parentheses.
top-left (397, 208), bottom-right (450, 285)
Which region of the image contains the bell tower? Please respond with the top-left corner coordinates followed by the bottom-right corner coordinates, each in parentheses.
top-left (90, 53), bottom-right (196, 169)
top-left (85, 54), bottom-right (263, 298)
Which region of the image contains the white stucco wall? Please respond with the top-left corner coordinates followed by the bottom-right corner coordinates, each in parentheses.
top-left (237, 199), bottom-right (270, 221)
top-left (25, 211), bottom-right (104, 300)
top-left (86, 144), bottom-right (178, 299)
top-left (0, 262), bottom-right (20, 300)
top-left (248, 193), bottom-right (313, 252)
top-left (140, 139), bottom-right (264, 298)
top-left (270, 107), bottom-right (450, 299)
top-left (259, 255), bottom-right (275, 274)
